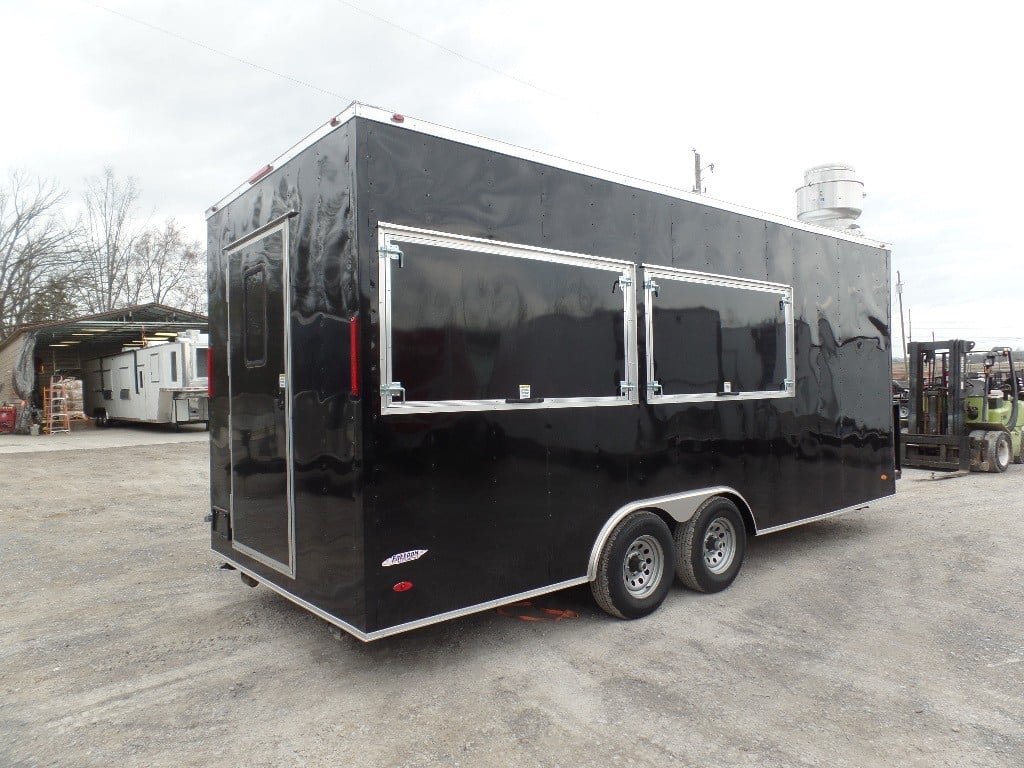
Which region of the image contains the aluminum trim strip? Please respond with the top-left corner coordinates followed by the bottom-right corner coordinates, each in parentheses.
top-left (206, 104), bottom-right (360, 217)
top-left (647, 391), bottom-right (794, 405)
top-left (217, 553), bottom-right (371, 640)
top-left (215, 552), bottom-right (589, 643)
top-left (753, 494), bottom-right (894, 535)
top-left (231, 541), bottom-right (293, 578)
top-left (381, 223), bottom-right (634, 271)
top-left (364, 576), bottom-right (591, 641)
top-left (587, 486), bottom-right (752, 580)
top-left (222, 211), bottom-right (299, 254)
top-left (641, 263), bottom-right (791, 293)
top-left (382, 397), bottom-right (634, 415)
top-left (206, 103), bottom-right (889, 251)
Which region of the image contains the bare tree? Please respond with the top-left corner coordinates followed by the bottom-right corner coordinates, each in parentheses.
top-left (0, 171), bottom-right (76, 339)
top-left (76, 167), bottom-right (143, 313)
top-left (131, 219), bottom-right (204, 309)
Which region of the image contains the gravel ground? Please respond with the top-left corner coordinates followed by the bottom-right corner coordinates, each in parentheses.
top-left (1, 432), bottom-right (1022, 767)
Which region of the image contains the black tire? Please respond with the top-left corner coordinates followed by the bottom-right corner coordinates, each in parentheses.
top-left (591, 511), bottom-right (674, 620)
top-left (674, 497), bottom-right (746, 593)
top-left (988, 432), bottom-right (1011, 473)
top-left (94, 409), bottom-right (108, 428)
top-left (1014, 436), bottom-right (1024, 465)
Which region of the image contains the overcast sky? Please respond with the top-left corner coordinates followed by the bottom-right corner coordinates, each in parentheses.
top-left (3, 0), bottom-right (1021, 353)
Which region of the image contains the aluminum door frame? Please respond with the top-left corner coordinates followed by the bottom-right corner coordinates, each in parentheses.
top-left (223, 212), bottom-right (297, 578)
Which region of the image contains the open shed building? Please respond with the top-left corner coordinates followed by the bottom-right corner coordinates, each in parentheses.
top-left (0, 304), bottom-right (208, 432)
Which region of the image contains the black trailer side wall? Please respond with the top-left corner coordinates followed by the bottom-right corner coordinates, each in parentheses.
top-left (208, 123), bottom-right (367, 629)
top-left (355, 119), bottom-right (892, 633)
top-left (209, 115), bottom-right (893, 637)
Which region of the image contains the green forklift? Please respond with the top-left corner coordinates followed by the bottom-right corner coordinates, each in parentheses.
top-left (901, 340), bottom-right (1024, 472)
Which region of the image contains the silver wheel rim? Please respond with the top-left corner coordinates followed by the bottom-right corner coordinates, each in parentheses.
top-left (622, 534), bottom-right (665, 599)
top-left (998, 437), bottom-right (1010, 467)
top-left (704, 517), bottom-right (737, 575)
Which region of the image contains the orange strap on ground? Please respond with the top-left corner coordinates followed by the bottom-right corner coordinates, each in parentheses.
top-left (495, 600), bottom-right (579, 622)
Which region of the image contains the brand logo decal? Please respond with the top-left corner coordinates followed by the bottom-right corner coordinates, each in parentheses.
top-left (382, 549), bottom-right (428, 567)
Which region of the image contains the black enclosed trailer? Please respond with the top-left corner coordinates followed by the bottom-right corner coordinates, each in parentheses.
top-left (206, 103), bottom-right (895, 641)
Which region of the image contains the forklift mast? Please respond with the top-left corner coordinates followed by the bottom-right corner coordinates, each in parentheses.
top-left (906, 339), bottom-right (973, 439)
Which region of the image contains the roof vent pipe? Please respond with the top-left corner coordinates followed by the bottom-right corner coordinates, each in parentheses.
top-left (796, 163), bottom-right (865, 232)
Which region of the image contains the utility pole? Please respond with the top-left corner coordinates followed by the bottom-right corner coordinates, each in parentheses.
top-left (896, 271), bottom-right (908, 361)
top-left (692, 149), bottom-right (714, 194)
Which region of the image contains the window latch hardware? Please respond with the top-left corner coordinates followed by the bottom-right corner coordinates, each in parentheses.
top-left (644, 279), bottom-right (660, 297)
top-left (381, 382), bottom-right (406, 403)
top-left (379, 244), bottom-right (404, 268)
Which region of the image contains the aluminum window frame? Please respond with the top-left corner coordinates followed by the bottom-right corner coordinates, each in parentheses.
top-left (378, 223), bottom-right (639, 414)
top-left (642, 263), bottom-right (795, 404)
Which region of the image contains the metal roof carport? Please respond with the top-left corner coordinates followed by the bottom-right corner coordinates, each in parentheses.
top-left (0, 304), bottom-right (208, 405)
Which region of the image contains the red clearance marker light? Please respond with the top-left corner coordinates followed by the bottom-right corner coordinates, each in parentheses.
top-left (391, 114), bottom-right (405, 123)
top-left (247, 163), bottom-right (274, 185)
top-left (349, 316), bottom-right (360, 396)
top-left (392, 581), bottom-right (413, 593)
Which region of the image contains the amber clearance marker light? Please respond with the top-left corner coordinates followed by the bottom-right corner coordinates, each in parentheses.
top-left (880, 474), bottom-right (888, 481)
top-left (393, 581), bottom-right (413, 593)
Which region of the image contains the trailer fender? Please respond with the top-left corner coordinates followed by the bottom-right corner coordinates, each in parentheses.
top-left (587, 486), bottom-right (753, 581)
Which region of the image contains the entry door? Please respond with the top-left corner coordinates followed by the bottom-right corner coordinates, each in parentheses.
top-left (225, 219), bottom-right (294, 577)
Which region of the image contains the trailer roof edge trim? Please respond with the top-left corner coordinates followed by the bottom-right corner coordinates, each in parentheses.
top-left (205, 103), bottom-right (888, 250)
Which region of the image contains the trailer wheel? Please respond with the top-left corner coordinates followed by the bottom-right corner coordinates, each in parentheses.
top-left (93, 409), bottom-right (108, 428)
top-left (988, 432), bottom-right (1011, 473)
top-left (591, 511), bottom-right (673, 620)
top-left (1014, 436), bottom-right (1024, 465)
top-left (674, 497), bottom-right (746, 593)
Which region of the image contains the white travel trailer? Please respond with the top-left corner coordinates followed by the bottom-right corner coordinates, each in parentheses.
top-left (83, 332), bottom-right (210, 428)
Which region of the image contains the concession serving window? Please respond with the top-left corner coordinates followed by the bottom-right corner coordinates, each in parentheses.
top-left (642, 264), bottom-right (795, 403)
top-left (378, 224), bottom-right (639, 413)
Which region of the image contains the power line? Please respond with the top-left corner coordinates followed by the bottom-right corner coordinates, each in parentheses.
top-left (331, 0), bottom-right (565, 103)
top-left (84, 1), bottom-right (351, 103)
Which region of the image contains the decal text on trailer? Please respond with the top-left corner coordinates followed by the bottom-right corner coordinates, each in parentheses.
top-left (382, 550), bottom-right (428, 567)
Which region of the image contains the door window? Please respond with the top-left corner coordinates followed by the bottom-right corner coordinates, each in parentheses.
top-left (243, 264), bottom-right (268, 367)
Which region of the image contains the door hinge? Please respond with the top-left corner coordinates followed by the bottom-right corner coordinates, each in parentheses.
top-left (379, 244), bottom-right (404, 268)
top-left (613, 274), bottom-right (633, 292)
top-left (783, 378), bottom-right (794, 391)
top-left (619, 381), bottom-right (637, 397)
top-left (381, 381), bottom-right (406, 403)
top-left (648, 380), bottom-right (664, 397)
top-left (644, 278), bottom-right (660, 297)
top-left (779, 297), bottom-right (792, 310)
